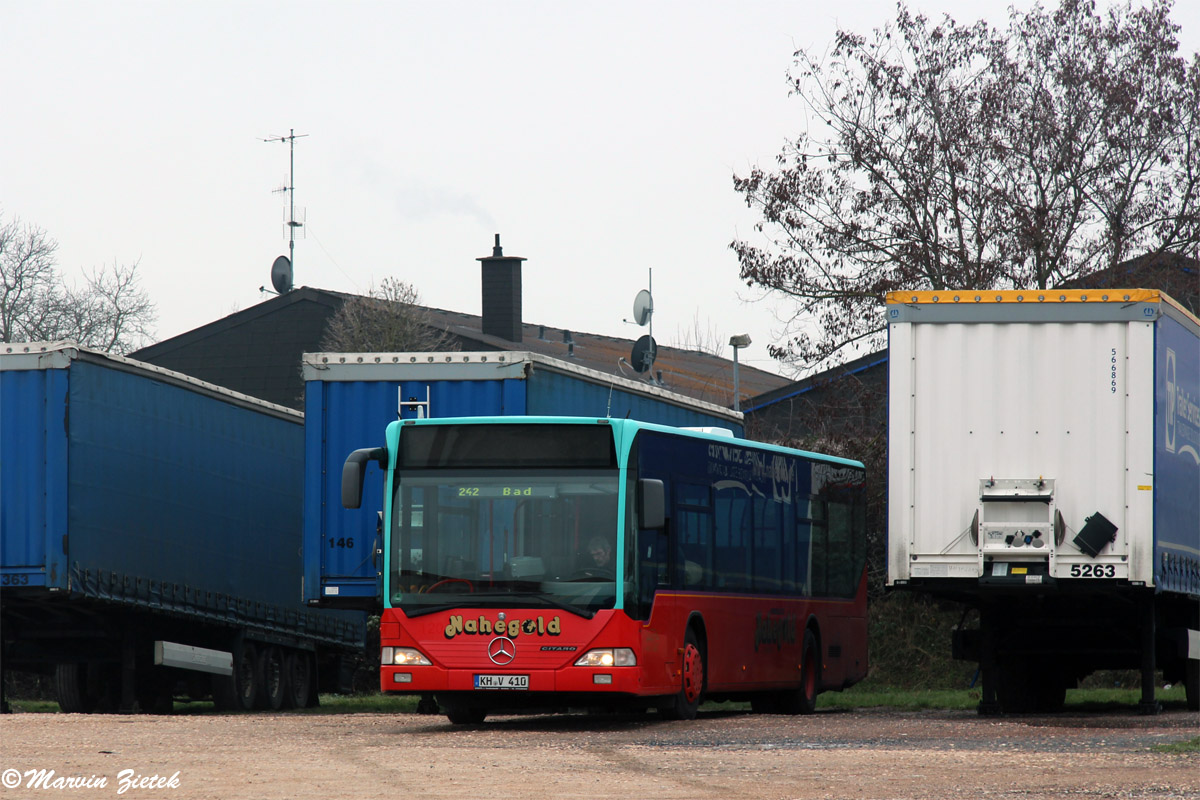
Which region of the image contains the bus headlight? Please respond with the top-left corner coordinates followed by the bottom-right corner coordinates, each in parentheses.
top-left (574, 648), bottom-right (636, 667)
top-left (382, 647), bottom-right (431, 666)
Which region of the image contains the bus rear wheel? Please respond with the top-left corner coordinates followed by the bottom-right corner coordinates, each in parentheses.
top-left (659, 628), bottom-right (704, 720)
top-left (774, 629), bottom-right (820, 715)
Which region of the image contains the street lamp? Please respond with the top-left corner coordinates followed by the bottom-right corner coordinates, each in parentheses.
top-left (729, 334), bottom-right (752, 412)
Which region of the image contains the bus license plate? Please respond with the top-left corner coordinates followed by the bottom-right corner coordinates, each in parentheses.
top-left (474, 674), bottom-right (529, 690)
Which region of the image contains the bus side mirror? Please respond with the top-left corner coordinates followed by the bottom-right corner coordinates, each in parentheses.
top-left (638, 478), bottom-right (665, 529)
top-left (341, 447), bottom-right (387, 509)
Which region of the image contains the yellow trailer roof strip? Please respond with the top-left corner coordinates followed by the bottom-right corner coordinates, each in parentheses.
top-left (885, 289), bottom-right (1161, 305)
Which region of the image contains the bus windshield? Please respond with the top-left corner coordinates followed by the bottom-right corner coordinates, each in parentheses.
top-left (389, 469), bottom-right (620, 616)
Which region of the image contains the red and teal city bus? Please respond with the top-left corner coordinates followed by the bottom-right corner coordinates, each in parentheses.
top-left (342, 416), bottom-right (868, 724)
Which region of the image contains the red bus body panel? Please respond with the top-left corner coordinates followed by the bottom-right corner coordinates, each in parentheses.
top-left (380, 571), bottom-right (867, 696)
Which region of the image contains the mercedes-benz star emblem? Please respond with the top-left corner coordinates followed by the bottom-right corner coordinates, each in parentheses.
top-left (487, 636), bottom-right (516, 666)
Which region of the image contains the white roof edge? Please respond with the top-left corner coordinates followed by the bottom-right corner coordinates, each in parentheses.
top-left (302, 350), bottom-right (742, 422)
top-left (0, 341), bottom-right (303, 421)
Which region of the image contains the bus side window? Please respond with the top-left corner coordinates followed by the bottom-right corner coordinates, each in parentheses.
top-left (827, 499), bottom-right (856, 597)
top-left (781, 493), bottom-right (800, 593)
top-left (674, 508), bottom-right (712, 588)
top-left (809, 497), bottom-right (828, 596)
top-left (753, 494), bottom-right (782, 593)
top-left (636, 527), bottom-right (668, 619)
top-left (674, 483), bottom-right (713, 589)
top-left (713, 487), bottom-right (749, 591)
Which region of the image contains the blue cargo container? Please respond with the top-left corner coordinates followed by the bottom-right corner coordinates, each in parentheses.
top-left (302, 351), bottom-right (744, 607)
top-left (0, 343), bottom-right (363, 713)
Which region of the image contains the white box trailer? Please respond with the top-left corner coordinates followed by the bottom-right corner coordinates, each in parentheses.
top-left (886, 289), bottom-right (1199, 714)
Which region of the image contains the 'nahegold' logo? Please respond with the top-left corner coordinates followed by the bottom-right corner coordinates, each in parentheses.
top-left (444, 614), bottom-right (561, 640)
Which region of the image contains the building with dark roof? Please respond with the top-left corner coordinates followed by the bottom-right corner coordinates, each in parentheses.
top-left (132, 238), bottom-right (790, 411)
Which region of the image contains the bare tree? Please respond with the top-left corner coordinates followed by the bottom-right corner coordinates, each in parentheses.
top-left (320, 277), bottom-right (457, 353)
top-left (669, 311), bottom-right (726, 356)
top-left (733, 0), bottom-right (1199, 369)
top-left (50, 262), bottom-right (157, 354)
top-left (0, 213), bottom-right (157, 354)
top-left (0, 215), bottom-right (58, 343)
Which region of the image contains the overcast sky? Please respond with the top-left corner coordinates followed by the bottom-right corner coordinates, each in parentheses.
top-left (5, 0), bottom-right (1197, 376)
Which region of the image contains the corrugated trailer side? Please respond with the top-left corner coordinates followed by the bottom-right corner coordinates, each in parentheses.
top-left (302, 351), bottom-right (744, 608)
top-left (1, 343), bottom-right (363, 713)
top-left (1153, 306), bottom-right (1200, 597)
top-left (885, 290), bottom-right (1199, 714)
top-left (0, 362), bottom-right (69, 589)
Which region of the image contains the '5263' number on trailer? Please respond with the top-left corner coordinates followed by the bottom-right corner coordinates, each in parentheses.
top-left (1069, 564), bottom-right (1116, 578)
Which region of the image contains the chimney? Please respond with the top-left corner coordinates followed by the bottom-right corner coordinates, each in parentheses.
top-left (477, 234), bottom-right (526, 342)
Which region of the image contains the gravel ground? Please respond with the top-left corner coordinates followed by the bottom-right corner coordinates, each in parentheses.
top-left (1, 706), bottom-right (1196, 800)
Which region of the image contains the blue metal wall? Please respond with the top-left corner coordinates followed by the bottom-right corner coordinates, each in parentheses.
top-left (304, 370), bottom-right (741, 605)
top-left (527, 370), bottom-right (744, 433)
top-left (304, 377), bottom-right (528, 604)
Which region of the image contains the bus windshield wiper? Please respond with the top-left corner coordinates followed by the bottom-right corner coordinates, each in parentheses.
top-left (404, 602), bottom-right (467, 619)
top-left (519, 593), bottom-right (595, 619)
top-left (402, 592), bottom-right (595, 620)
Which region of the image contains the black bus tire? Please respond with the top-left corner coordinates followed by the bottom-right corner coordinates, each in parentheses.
top-left (777, 629), bottom-right (820, 715)
top-left (441, 697), bottom-right (487, 725)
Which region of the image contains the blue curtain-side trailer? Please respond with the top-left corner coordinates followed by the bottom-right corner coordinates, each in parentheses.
top-left (1, 343), bottom-right (364, 712)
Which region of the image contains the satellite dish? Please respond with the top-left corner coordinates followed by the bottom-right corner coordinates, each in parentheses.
top-left (632, 289), bottom-right (654, 326)
top-left (270, 255), bottom-right (293, 294)
top-left (630, 335), bottom-right (657, 374)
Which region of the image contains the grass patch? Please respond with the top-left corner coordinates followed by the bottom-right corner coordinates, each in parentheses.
top-left (817, 687), bottom-right (979, 711)
top-left (6, 700), bottom-right (60, 714)
top-left (1153, 736), bottom-right (1200, 754)
top-left (815, 682), bottom-right (1190, 711)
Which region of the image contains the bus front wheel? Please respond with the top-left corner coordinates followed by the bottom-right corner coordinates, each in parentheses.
top-left (442, 700), bottom-right (487, 725)
top-left (659, 628), bottom-right (704, 720)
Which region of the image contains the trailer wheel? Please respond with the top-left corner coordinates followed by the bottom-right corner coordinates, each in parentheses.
top-left (259, 646), bottom-right (287, 711)
top-left (996, 668), bottom-right (1032, 713)
top-left (136, 669), bottom-right (175, 714)
top-left (1033, 678), bottom-right (1066, 713)
top-left (54, 663), bottom-right (97, 714)
top-left (212, 641), bottom-right (259, 711)
top-left (286, 651), bottom-right (314, 709)
top-left (219, 641), bottom-right (259, 711)
top-left (1186, 659), bottom-right (1199, 713)
top-left (998, 663), bottom-right (1066, 713)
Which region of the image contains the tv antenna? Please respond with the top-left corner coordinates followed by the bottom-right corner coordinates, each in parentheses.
top-left (262, 129), bottom-right (308, 286)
